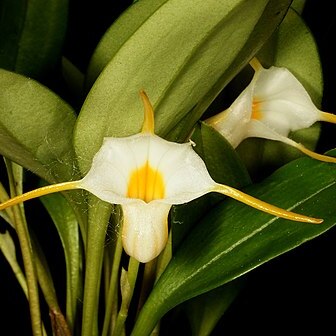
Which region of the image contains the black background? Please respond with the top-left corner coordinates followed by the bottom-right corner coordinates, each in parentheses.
top-left (1, 1), bottom-right (336, 335)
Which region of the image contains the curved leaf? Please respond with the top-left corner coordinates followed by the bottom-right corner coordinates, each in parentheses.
top-left (74, 0), bottom-right (292, 174)
top-left (0, 69), bottom-right (87, 236)
top-left (133, 152), bottom-right (336, 335)
top-left (0, 69), bottom-right (78, 183)
top-left (0, 0), bottom-right (68, 78)
top-left (85, 0), bottom-right (168, 89)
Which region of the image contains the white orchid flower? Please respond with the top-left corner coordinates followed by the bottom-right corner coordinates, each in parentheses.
top-left (206, 58), bottom-right (336, 163)
top-left (0, 91), bottom-right (322, 262)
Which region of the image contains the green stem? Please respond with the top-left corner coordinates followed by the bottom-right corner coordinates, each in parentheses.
top-left (113, 257), bottom-right (140, 336)
top-left (81, 197), bottom-right (112, 336)
top-left (137, 259), bottom-right (157, 314)
top-left (102, 230), bottom-right (123, 336)
top-left (6, 163), bottom-right (43, 336)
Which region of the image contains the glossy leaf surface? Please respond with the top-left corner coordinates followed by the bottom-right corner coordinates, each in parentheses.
top-left (134, 152), bottom-right (336, 335)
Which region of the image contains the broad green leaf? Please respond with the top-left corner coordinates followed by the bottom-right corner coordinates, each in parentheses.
top-left (40, 191), bottom-right (82, 330)
top-left (85, 0), bottom-right (168, 89)
top-left (133, 152), bottom-right (336, 335)
top-left (0, 69), bottom-right (78, 183)
top-left (0, 0), bottom-right (68, 78)
top-left (75, 0), bottom-right (292, 174)
top-left (0, 69), bottom-right (87, 237)
top-left (236, 8), bottom-right (323, 171)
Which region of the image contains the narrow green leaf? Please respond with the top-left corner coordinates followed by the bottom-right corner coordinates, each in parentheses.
top-left (40, 191), bottom-right (82, 330)
top-left (75, 0), bottom-right (292, 174)
top-left (133, 152), bottom-right (336, 335)
top-left (0, 0), bottom-right (68, 78)
top-left (0, 231), bottom-right (28, 296)
top-left (0, 0), bottom-right (26, 70)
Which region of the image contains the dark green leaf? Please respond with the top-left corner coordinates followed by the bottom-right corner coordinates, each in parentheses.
top-left (185, 279), bottom-right (245, 336)
top-left (133, 152), bottom-right (336, 335)
top-left (0, 0), bottom-right (68, 78)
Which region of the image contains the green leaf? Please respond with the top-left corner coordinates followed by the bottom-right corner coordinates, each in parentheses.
top-left (133, 152), bottom-right (336, 335)
top-left (0, 69), bottom-right (88, 237)
top-left (85, 0), bottom-right (168, 89)
top-left (75, 0), bottom-right (292, 174)
top-left (0, 69), bottom-right (78, 183)
top-left (0, 231), bottom-right (28, 296)
top-left (185, 279), bottom-right (245, 336)
top-left (40, 191), bottom-right (82, 330)
top-left (0, 0), bottom-right (68, 78)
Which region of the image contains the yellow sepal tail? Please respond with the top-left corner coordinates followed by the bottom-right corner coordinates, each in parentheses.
top-left (213, 184), bottom-right (322, 224)
top-left (0, 181), bottom-right (80, 210)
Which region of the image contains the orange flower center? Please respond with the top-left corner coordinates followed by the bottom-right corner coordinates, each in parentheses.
top-left (127, 161), bottom-right (165, 203)
top-left (251, 99), bottom-right (262, 120)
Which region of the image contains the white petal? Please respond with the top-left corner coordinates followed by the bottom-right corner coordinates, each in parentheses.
top-left (206, 77), bottom-right (255, 148)
top-left (122, 201), bottom-right (171, 263)
top-left (255, 66), bottom-right (320, 135)
top-left (246, 119), bottom-right (298, 147)
top-left (80, 132), bottom-right (215, 205)
top-left (157, 141), bottom-right (216, 203)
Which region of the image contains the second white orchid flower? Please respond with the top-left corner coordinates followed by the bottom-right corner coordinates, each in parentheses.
top-left (0, 91), bottom-right (322, 263)
top-left (206, 58), bottom-right (336, 163)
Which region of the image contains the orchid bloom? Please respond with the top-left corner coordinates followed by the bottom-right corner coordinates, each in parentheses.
top-left (0, 91), bottom-right (322, 262)
top-left (206, 58), bottom-right (336, 163)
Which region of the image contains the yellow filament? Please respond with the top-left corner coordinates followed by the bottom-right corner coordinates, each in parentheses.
top-left (212, 184), bottom-right (323, 224)
top-left (294, 143), bottom-right (336, 163)
top-left (127, 161), bottom-right (165, 203)
top-left (140, 90), bottom-right (155, 134)
top-left (0, 181), bottom-right (80, 211)
top-left (319, 111), bottom-right (336, 124)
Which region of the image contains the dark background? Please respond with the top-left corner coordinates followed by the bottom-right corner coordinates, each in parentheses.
top-left (1, 0), bottom-right (336, 335)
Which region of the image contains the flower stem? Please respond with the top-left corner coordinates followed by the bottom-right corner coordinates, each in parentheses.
top-left (113, 257), bottom-right (140, 336)
top-left (137, 259), bottom-right (157, 314)
top-left (102, 230), bottom-right (123, 336)
top-left (5, 161), bottom-right (43, 336)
